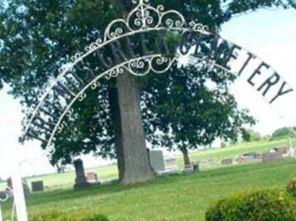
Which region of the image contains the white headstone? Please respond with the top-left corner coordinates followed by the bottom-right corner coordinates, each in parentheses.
top-left (149, 150), bottom-right (179, 174)
top-left (149, 150), bottom-right (166, 173)
top-left (164, 156), bottom-right (178, 172)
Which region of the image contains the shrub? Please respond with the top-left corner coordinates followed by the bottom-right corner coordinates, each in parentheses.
top-left (205, 189), bottom-right (296, 221)
top-left (287, 177), bottom-right (296, 199)
top-left (30, 210), bottom-right (109, 221)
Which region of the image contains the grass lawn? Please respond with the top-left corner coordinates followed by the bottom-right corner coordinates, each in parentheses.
top-left (27, 164), bottom-right (118, 190)
top-left (8, 138), bottom-right (291, 191)
top-left (2, 159), bottom-right (296, 221)
top-left (1, 138), bottom-right (295, 220)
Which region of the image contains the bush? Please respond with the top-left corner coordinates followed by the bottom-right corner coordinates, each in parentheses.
top-left (30, 210), bottom-right (109, 221)
top-left (287, 177), bottom-right (296, 199)
top-left (205, 189), bottom-right (296, 221)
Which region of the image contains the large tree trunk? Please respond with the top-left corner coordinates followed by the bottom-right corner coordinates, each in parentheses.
top-left (181, 147), bottom-right (191, 168)
top-left (116, 72), bottom-right (154, 185)
top-left (108, 85), bottom-right (124, 181)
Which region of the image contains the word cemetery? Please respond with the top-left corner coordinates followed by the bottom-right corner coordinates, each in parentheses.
top-left (180, 31), bottom-right (293, 104)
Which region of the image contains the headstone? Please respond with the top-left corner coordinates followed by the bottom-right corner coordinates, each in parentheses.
top-left (261, 147), bottom-right (290, 163)
top-left (243, 152), bottom-right (256, 160)
top-left (235, 152), bottom-right (263, 165)
top-left (149, 150), bottom-right (166, 173)
top-left (149, 150), bottom-right (179, 174)
top-left (183, 164), bottom-right (194, 173)
top-left (221, 158), bottom-right (233, 165)
top-left (254, 153), bottom-right (262, 160)
top-left (7, 178), bottom-right (12, 189)
top-left (164, 156), bottom-right (178, 172)
top-left (276, 146), bottom-right (289, 157)
top-left (31, 181), bottom-right (44, 192)
top-left (86, 172), bottom-right (100, 184)
top-left (193, 163), bottom-right (200, 172)
top-left (262, 152), bottom-right (283, 162)
top-left (73, 159), bottom-right (90, 189)
top-left (235, 156), bottom-right (245, 164)
top-left (288, 147), bottom-right (296, 157)
top-left (207, 159), bottom-right (216, 164)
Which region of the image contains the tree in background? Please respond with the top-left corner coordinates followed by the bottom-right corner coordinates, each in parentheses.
top-left (272, 127), bottom-right (296, 140)
top-left (144, 65), bottom-right (255, 166)
top-left (241, 129), bottom-right (262, 142)
top-left (0, 0), bottom-right (295, 184)
top-left (242, 129), bottom-right (252, 142)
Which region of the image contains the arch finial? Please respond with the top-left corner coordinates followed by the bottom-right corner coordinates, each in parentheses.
top-left (133, 0), bottom-right (149, 5)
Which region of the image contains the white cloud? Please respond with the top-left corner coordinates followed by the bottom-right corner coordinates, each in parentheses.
top-left (222, 9), bottom-right (296, 135)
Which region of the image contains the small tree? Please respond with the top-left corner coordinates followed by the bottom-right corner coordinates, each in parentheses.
top-left (272, 127), bottom-right (296, 140)
top-left (241, 128), bottom-right (251, 142)
top-left (143, 65), bottom-right (255, 167)
top-left (242, 129), bottom-right (262, 142)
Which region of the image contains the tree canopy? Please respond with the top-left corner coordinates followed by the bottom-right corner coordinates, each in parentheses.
top-left (272, 127), bottom-right (296, 140)
top-left (0, 0), bottom-right (295, 169)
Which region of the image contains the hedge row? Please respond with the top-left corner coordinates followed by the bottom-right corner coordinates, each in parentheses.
top-left (287, 177), bottom-right (296, 199)
top-left (206, 177), bottom-right (296, 221)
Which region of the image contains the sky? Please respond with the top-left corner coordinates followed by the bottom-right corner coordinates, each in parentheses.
top-left (222, 9), bottom-right (296, 133)
top-left (0, 7), bottom-right (296, 180)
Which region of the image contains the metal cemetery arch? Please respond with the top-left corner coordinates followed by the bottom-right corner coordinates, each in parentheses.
top-left (23, 0), bottom-right (294, 152)
top-left (5, 0), bottom-right (293, 220)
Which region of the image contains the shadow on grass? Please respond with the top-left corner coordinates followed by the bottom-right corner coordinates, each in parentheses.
top-left (3, 158), bottom-right (296, 211)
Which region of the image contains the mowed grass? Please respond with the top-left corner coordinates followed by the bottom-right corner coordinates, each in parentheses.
top-left (27, 164), bottom-right (118, 190)
top-left (1, 138), bottom-right (296, 221)
top-left (2, 159), bottom-right (296, 221)
top-left (14, 138), bottom-right (293, 191)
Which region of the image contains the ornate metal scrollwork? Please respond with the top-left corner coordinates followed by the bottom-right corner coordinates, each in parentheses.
top-left (23, 0), bottom-right (210, 152)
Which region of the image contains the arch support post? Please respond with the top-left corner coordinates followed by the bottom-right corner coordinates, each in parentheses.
top-left (0, 203), bottom-right (3, 221)
top-left (11, 169), bottom-right (28, 221)
top-left (8, 127), bottom-right (28, 221)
